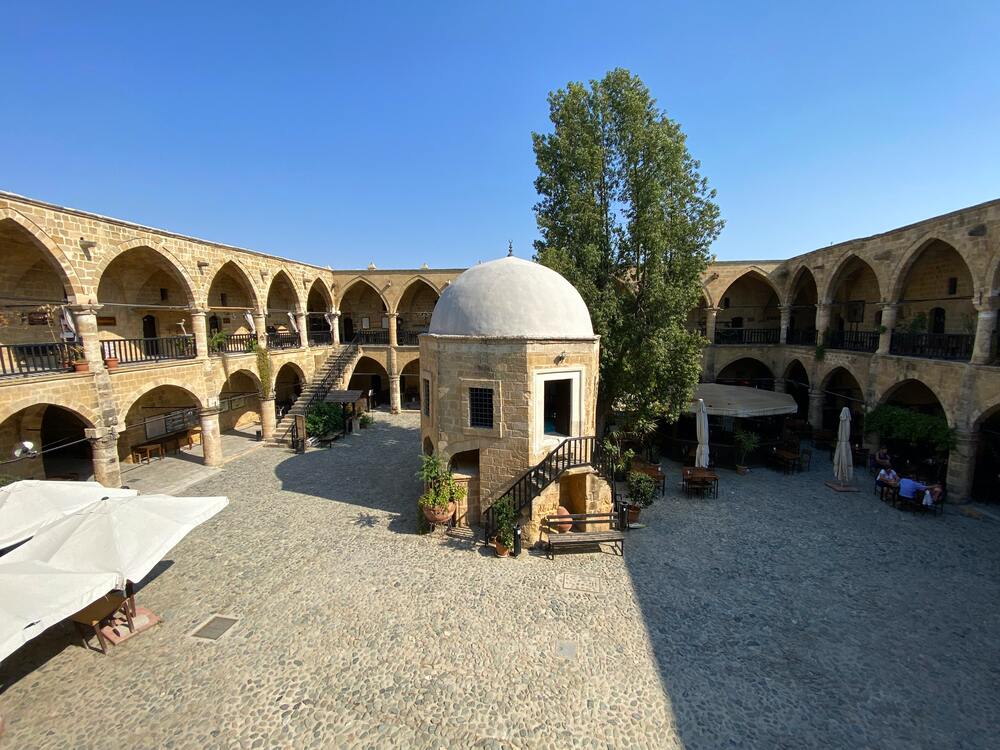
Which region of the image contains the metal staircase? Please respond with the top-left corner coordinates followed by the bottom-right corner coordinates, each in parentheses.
top-left (271, 338), bottom-right (361, 444)
top-left (481, 436), bottom-right (610, 542)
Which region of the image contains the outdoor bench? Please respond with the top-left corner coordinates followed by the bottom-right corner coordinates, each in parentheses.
top-left (543, 512), bottom-right (624, 560)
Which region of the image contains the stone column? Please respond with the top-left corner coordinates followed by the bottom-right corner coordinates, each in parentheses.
top-left (387, 313), bottom-right (401, 413)
top-left (295, 311), bottom-right (309, 349)
top-left (877, 303), bottom-right (899, 355)
top-left (253, 311), bottom-right (267, 349)
top-left (808, 389), bottom-right (825, 431)
top-left (774, 378), bottom-right (786, 393)
top-left (946, 429), bottom-right (978, 503)
top-left (779, 305), bottom-right (791, 345)
top-left (705, 307), bottom-right (719, 344)
top-left (87, 428), bottom-right (122, 488)
top-left (199, 407), bottom-right (224, 467)
top-left (260, 397), bottom-right (276, 439)
top-left (68, 304), bottom-right (104, 370)
top-left (387, 312), bottom-right (399, 348)
top-left (191, 309), bottom-right (209, 360)
top-left (970, 304), bottom-right (997, 365)
top-left (330, 311), bottom-right (341, 345)
top-left (814, 303), bottom-right (831, 342)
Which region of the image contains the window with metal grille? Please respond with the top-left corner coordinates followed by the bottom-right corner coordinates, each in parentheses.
top-left (469, 387), bottom-right (493, 428)
top-left (422, 378), bottom-right (431, 417)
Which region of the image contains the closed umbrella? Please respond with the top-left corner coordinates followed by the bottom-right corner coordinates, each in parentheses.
top-left (832, 407), bottom-right (854, 486)
top-left (243, 311), bottom-right (256, 334)
top-left (695, 398), bottom-right (710, 469)
top-left (286, 312), bottom-right (299, 333)
top-left (0, 480), bottom-right (137, 550)
top-left (4, 494), bottom-right (228, 589)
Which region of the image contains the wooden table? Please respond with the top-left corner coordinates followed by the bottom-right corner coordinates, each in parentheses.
top-left (631, 458), bottom-right (666, 496)
top-left (682, 468), bottom-right (719, 498)
top-left (772, 448), bottom-right (801, 474)
top-left (133, 443), bottom-right (163, 464)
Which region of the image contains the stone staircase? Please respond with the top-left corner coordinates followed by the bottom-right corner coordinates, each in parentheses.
top-left (270, 339), bottom-right (361, 445)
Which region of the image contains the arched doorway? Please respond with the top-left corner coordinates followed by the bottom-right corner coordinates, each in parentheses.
top-left (340, 281), bottom-right (387, 344)
top-left (786, 268), bottom-right (818, 345)
top-left (783, 359), bottom-right (810, 418)
top-left (219, 369), bottom-right (263, 435)
top-left (715, 272), bottom-right (780, 344)
top-left (274, 363), bottom-right (305, 416)
top-left (874, 379), bottom-right (949, 482)
top-left (0, 404), bottom-right (93, 481)
top-left (97, 247), bottom-right (196, 364)
top-left (396, 279), bottom-right (439, 346)
top-left (120, 385), bottom-right (203, 465)
top-left (972, 407), bottom-right (1000, 503)
top-left (892, 239), bottom-right (976, 360)
top-left (825, 256), bottom-right (881, 352)
top-left (400, 359), bottom-right (421, 410)
top-left (716, 357), bottom-right (775, 390)
top-left (348, 356), bottom-right (390, 407)
top-left (0, 218), bottom-right (78, 376)
top-left (820, 367), bottom-right (864, 436)
top-left (265, 272), bottom-right (302, 349)
top-left (306, 279), bottom-right (334, 346)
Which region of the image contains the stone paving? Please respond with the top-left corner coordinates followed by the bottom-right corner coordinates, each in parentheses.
top-left (1, 411), bottom-right (999, 748)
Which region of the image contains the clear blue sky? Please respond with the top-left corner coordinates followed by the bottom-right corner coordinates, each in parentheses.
top-left (4, 2), bottom-right (998, 268)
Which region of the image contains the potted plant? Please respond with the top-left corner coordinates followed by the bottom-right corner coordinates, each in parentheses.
top-left (491, 494), bottom-right (516, 557)
top-left (734, 428), bottom-right (760, 475)
top-left (626, 470), bottom-right (656, 524)
top-left (209, 330), bottom-right (228, 354)
top-left (69, 345), bottom-right (89, 373)
top-left (415, 453), bottom-right (465, 526)
top-left (101, 341), bottom-right (118, 369)
top-left (360, 412), bottom-right (374, 429)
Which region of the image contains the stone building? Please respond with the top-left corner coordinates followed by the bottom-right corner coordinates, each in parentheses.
top-left (0, 189), bottom-right (997, 504)
top-left (419, 257), bottom-right (611, 543)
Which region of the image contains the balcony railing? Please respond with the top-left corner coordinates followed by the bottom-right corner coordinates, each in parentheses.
top-left (398, 330), bottom-right (421, 346)
top-left (826, 330), bottom-right (879, 353)
top-left (266, 332), bottom-right (301, 349)
top-left (209, 333), bottom-right (259, 355)
top-left (0, 342), bottom-right (77, 378)
top-left (357, 328), bottom-right (389, 345)
top-left (102, 336), bottom-right (197, 365)
top-left (308, 330), bottom-right (333, 346)
top-left (889, 332), bottom-right (974, 361)
top-left (714, 327), bottom-right (780, 345)
top-left (786, 328), bottom-right (817, 346)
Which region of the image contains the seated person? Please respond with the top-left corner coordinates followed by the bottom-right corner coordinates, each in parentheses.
top-left (876, 466), bottom-right (899, 487)
top-left (874, 446), bottom-right (891, 469)
top-left (898, 476), bottom-right (942, 506)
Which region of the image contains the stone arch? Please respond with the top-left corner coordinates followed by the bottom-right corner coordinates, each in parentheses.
top-left (700, 283), bottom-right (716, 310)
top-left (307, 278), bottom-right (334, 311)
top-left (820, 253), bottom-right (882, 305)
top-left (219, 369), bottom-right (264, 432)
top-left (400, 357), bottom-right (421, 410)
top-left (782, 358), bottom-right (811, 418)
top-left (0, 209), bottom-right (85, 303)
top-left (686, 294), bottom-right (709, 334)
top-left (118, 381), bottom-right (205, 426)
top-left (338, 276), bottom-right (389, 312)
top-left (346, 355), bottom-right (391, 407)
top-left (0, 402), bottom-right (97, 481)
top-left (876, 378), bottom-right (951, 426)
top-left (716, 270), bottom-right (781, 334)
top-left (719, 269), bottom-right (782, 303)
top-left (986, 254), bottom-right (1000, 299)
top-left (715, 356), bottom-right (775, 389)
top-left (266, 269), bottom-right (303, 313)
top-left (889, 235), bottom-right (973, 302)
top-left (99, 239), bottom-right (198, 306)
top-left (207, 259), bottom-right (261, 312)
top-left (818, 364), bottom-right (865, 395)
top-left (118, 383), bottom-right (205, 463)
top-left (889, 237), bottom-right (976, 336)
top-left (392, 276), bottom-right (440, 314)
top-left (219, 367), bottom-right (263, 396)
top-left (0, 398), bottom-right (97, 436)
top-left (340, 278), bottom-right (389, 341)
top-left (817, 366), bottom-right (866, 434)
top-left (306, 278), bottom-right (334, 343)
top-left (971, 403), bottom-right (1000, 501)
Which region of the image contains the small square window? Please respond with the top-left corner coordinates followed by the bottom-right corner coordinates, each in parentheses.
top-left (220, 292), bottom-right (228, 307)
top-left (469, 387), bottom-right (493, 429)
top-left (947, 277), bottom-right (958, 296)
top-left (160, 287), bottom-right (169, 301)
top-left (422, 378), bottom-right (431, 417)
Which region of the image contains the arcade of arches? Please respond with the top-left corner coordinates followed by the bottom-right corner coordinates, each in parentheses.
top-left (1, 190), bottom-right (998, 502)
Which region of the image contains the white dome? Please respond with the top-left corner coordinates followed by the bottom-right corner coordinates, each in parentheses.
top-left (429, 257), bottom-right (594, 338)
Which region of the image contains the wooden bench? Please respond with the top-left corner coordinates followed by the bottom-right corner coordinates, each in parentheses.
top-left (543, 512), bottom-right (624, 560)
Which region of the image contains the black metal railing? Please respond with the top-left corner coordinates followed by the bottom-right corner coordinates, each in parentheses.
top-left (267, 332), bottom-right (301, 349)
top-left (357, 328), bottom-right (389, 345)
top-left (101, 336), bottom-right (196, 365)
top-left (0, 342), bottom-right (77, 377)
top-left (398, 330), bottom-right (421, 346)
top-left (277, 337), bottom-right (361, 442)
top-left (209, 333), bottom-right (259, 355)
top-left (889, 331), bottom-right (974, 361)
top-left (826, 329), bottom-right (879, 353)
top-left (481, 436), bottom-right (607, 543)
top-left (714, 327), bottom-right (780, 345)
top-left (308, 330), bottom-right (333, 346)
top-left (786, 328), bottom-right (817, 346)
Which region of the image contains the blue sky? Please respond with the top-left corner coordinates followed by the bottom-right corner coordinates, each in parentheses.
top-left (4, 2), bottom-right (998, 268)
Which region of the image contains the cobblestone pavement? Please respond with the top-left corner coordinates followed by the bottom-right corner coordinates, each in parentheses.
top-left (1, 412), bottom-right (998, 748)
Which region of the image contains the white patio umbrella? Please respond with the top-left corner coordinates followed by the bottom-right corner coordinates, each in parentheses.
top-left (0, 560), bottom-right (119, 662)
top-left (243, 310), bottom-right (256, 333)
top-left (832, 406), bottom-right (854, 486)
top-left (0, 480), bottom-right (137, 550)
top-left (286, 311), bottom-right (299, 333)
top-left (3, 494), bottom-right (229, 589)
top-left (695, 398), bottom-right (710, 469)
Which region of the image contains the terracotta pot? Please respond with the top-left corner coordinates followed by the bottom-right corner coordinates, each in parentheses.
top-left (736, 465), bottom-right (749, 475)
top-left (104, 357), bottom-right (118, 370)
top-left (73, 361), bottom-right (89, 373)
top-left (553, 505), bottom-right (573, 533)
top-left (627, 505), bottom-right (641, 524)
top-left (422, 501), bottom-right (455, 526)
top-left (495, 539), bottom-right (511, 557)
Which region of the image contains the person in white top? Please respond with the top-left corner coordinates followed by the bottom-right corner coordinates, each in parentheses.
top-left (876, 466), bottom-right (899, 489)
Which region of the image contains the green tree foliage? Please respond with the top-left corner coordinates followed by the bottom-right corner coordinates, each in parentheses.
top-left (305, 402), bottom-right (345, 437)
top-left (864, 404), bottom-right (955, 452)
top-left (532, 69), bottom-right (723, 432)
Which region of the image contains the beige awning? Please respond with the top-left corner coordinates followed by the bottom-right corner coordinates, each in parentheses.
top-left (687, 383), bottom-right (797, 418)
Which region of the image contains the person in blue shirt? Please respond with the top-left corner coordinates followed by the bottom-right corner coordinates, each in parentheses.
top-left (899, 477), bottom-right (941, 505)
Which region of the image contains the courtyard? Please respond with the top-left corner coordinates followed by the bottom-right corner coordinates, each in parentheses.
top-left (1, 411), bottom-right (998, 749)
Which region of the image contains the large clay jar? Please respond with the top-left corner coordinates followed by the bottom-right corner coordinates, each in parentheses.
top-left (627, 505), bottom-right (641, 525)
top-left (423, 501), bottom-right (455, 526)
top-left (553, 505), bottom-right (573, 533)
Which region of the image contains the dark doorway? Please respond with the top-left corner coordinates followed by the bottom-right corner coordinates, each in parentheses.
top-left (40, 406), bottom-right (91, 479)
top-left (209, 315), bottom-right (221, 334)
top-left (142, 314), bottom-right (159, 356)
top-left (930, 307), bottom-right (946, 334)
top-left (344, 316), bottom-right (355, 341)
top-left (544, 379), bottom-right (573, 436)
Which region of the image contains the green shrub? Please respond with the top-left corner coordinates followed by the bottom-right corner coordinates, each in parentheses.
top-left (734, 428), bottom-right (760, 465)
top-left (415, 453), bottom-right (466, 510)
top-left (864, 404), bottom-right (955, 452)
top-left (305, 402), bottom-right (345, 437)
top-left (627, 471), bottom-right (656, 508)
top-left (360, 412), bottom-right (374, 427)
top-left (492, 494), bottom-right (516, 548)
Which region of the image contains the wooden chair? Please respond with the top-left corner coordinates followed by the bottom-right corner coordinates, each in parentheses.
top-left (71, 592), bottom-right (134, 655)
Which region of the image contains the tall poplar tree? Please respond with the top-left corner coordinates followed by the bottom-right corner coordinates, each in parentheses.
top-left (533, 68), bottom-right (722, 433)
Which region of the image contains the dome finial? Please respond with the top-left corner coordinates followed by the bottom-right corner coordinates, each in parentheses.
top-left (507, 240), bottom-right (513, 257)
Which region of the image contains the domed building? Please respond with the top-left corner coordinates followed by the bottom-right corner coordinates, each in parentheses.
top-left (419, 256), bottom-right (612, 545)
